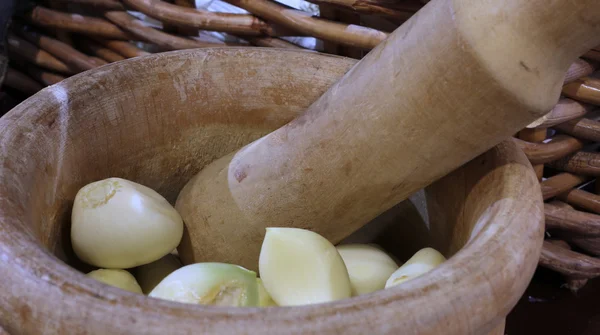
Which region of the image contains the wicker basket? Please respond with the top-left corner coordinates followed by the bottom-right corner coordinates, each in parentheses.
top-left (4, 0), bottom-right (600, 291)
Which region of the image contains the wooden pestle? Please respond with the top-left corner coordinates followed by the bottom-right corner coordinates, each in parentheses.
top-left (176, 0), bottom-right (600, 270)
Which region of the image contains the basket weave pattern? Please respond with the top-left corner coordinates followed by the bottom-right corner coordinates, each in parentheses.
top-left (4, 0), bottom-right (600, 291)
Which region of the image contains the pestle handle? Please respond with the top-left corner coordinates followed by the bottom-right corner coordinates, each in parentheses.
top-left (176, 0), bottom-right (600, 270)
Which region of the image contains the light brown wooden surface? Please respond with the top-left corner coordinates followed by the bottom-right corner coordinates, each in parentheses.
top-left (177, 0), bottom-right (600, 270)
top-left (0, 48), bottom-right (542, 335)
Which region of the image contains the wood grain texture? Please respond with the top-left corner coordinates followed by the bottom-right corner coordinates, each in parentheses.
top-left (94, 39), bottom-right (151, 58)
top-left (123, 0), bottom-right (280, 36)
top-left (0, 48), bottom-right (542, 335)
top-left (562, 76), bottom-right (600, 106)
top-left (540, 173), bottom-right (588, 200)
top-left (177, 0), bottom-right (600, 270)
top-left (25, 6), bottom-right (135, 40)
top-left (4, 68), bottom-right (43, 95)
top-left (104, 11), bottom-right (225, 50)
top-left (526, 98), bottom-right (590, 129)
top-left (6, 33), bottom-right (76, 75)
top-left (548, 151), bottom-right (600, 176)
top-left (225, 0), bottom-right (389, 49)
top-left (513, 135), bottom-right (584, 165)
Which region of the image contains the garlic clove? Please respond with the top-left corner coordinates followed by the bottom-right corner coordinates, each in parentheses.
top-left (336, 244), bottom-right (398, 296)
top-left (385, 247), bottom-right (446, 288)
top-left (87, 269), bottom-right (143, 294)
top-left (259, 227), bottom-right (351, 306)
top-left (71, 177), bottom-right (184, 269)
top-left (256, 278), bottom-right (277, 307)
top-left (135, 254), bottom-right (182, 294)
top-left (149, 263), bottom-right (259, 307)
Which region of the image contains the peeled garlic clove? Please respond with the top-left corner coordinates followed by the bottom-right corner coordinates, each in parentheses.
top-left (256, 278), bottom-right (277, 307)
top-left (87, 269), bottom-right (143, 294)
top-left (259, 227), bottom-right (351, 306)
top-left (149, 263), bottom-right (259, 307)
top-left (135, 254), bottom-right (182, 294)
top-left (71, 177), bottom-right (184, 269)
top-left (385, 247), bottom-right (446, 288)
top-left (336, 244), bottom-right (398, 296)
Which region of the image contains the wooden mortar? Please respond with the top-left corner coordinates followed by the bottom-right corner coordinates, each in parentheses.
top-left (176, 0), bottom-right (600, 270)
top-left (0, 48), bottom-right (542, 335)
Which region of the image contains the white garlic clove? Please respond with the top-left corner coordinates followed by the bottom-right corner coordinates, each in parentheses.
top-left (135, 254), bottom-right (182, 294)
top-left (149, 263), bottom-right (259, 307)
top-left (256, 278), bottom-right (277, 307)
top-left (87, 269), bottom-right (143, 294)
top-left (259, 227), bottom-right (351, 306)
top-left (71, 177), bottom-right (184, 269)
top-left (385, 247), bottom-right (446, 288)
top-left (336, 244), bottom-right (398, 296)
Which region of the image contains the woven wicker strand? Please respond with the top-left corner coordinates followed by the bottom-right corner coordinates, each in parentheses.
top-left (122, 0), bottom-right (284, 36)
top-left (224, 0), bottom-right (389, 49)
top-left (25, 6), bottom-right (135, 40)
top-left (6, 33), bottom-right (77, 74)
